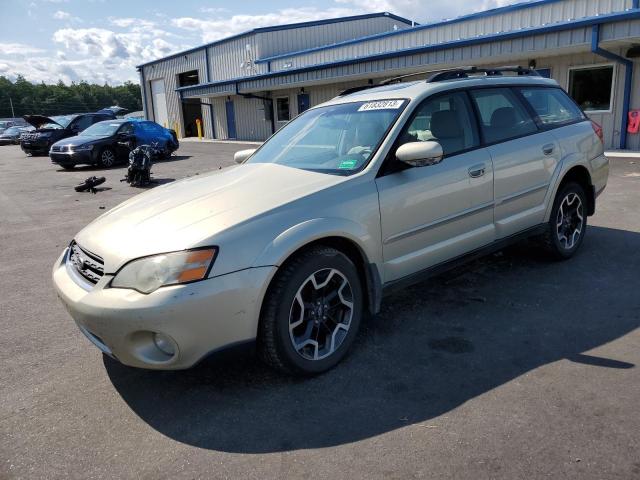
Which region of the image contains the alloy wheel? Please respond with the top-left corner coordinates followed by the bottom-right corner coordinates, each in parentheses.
top-left (101, 149), bottom-right (115, 167)
top-left (556, 192), bottom-right (584, 249)
top-left (288, 268), bottom-right (354, 361)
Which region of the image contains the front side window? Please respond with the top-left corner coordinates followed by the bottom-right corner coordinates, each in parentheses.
top-left (568, 65), bottom-right (614, 112)
top-left (247, 99), bottom-right (407, 174)
top-left (470, 88), bottom-right (537, 144)
top-left (519, 87), bottom-right (584, 126)
top-left (71, 115), bottom-right (94, 132)
top-left (276, 97), bottom-right (290, 122)
top-left (397, 91), bottom-right (479, 157)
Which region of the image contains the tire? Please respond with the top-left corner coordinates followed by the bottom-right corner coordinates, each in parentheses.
top-left (99, 147), bottom-right (116, 168)
top-left (258, 246), bottom-right (364, 375)
top-left (541, 181), bottom-right (588, 260)
top-left (61, 165), bottom-right (74, 170)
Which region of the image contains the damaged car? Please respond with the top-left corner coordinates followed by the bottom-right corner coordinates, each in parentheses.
top-left (20, 112), bottom-right (115, 156)
top-left (49, 119), bottom-right (179, 169)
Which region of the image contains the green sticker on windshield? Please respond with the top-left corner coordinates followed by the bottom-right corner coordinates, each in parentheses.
top-left (338, 159), bottom-right (358, 169)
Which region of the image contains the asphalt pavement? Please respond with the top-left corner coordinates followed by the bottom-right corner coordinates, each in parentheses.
top-left (0, 143), bottom-right (638, 479)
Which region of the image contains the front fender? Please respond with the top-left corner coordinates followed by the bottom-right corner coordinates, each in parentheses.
top-left (252, 217), bottom-right (382, 273)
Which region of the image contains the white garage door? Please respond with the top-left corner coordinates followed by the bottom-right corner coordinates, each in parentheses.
top-left (150, 79), bottom-right (169, 127)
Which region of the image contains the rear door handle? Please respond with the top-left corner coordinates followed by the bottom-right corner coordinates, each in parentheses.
top-left (542, 144), bottom-right (555, 155)
top-left (468, 164), bottom-right (486, 178)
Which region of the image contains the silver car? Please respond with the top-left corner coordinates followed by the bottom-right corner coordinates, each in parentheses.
top-left (53, 67), bottom-right (608, 375)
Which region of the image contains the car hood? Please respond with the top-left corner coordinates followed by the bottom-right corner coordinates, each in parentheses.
top-left (52, 135), bottom-right (106, 148)
top-left (75, 163), bottom-right (347, 272)
top-left (23, 115), bottom-right (63, 129)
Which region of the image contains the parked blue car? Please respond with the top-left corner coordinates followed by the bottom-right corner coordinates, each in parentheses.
top-left (49, 119), bottom-right (179, 169)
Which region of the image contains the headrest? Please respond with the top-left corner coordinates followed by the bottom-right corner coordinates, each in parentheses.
top-left (490, 107), bottom-right (517, 129)
top-left (430, 110), bottom-right (462, 139)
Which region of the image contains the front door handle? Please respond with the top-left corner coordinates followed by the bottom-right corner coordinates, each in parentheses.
top-left (542, 144), bottom-right (555, 155)
top-left (468, 164), bottom-right (486, 178)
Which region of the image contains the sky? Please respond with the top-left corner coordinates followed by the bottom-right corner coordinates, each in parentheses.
top-left (0, 0), bottom-right (513, 86)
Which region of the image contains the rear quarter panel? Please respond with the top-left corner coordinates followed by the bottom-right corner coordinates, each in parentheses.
top-left (543, 121), bottom-right (607, 221)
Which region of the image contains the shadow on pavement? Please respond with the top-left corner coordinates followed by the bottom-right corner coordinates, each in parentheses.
top-left (105, 225), bottom-right (639, 453)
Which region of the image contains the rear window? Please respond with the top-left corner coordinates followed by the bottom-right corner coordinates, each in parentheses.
top-left (519, 87), bottom-right (584, 127)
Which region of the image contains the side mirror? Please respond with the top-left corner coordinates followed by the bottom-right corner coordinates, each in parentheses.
top-left (234, 148), bottom-right (256, 164)
top-left (395, 141), bottom-right (444, 167)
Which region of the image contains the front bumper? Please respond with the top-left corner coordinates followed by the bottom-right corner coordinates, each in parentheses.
top-left (50, 150), bottom-right (94, 166)
top-left (52, 248), bottom-right (276, 370)
top-left (21, 140), bottom-right (51, 154)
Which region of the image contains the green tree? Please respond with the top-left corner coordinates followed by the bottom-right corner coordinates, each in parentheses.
top-left (0, 76), bottom-right (142, 118)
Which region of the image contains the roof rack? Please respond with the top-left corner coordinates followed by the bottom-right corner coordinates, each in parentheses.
top-left (427, 65), bottom-right (540, 82)
top-left (338, 65), bottom-right (540, 96)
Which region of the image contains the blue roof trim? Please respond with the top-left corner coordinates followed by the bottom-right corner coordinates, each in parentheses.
top-left (136, 12), bottom-right (413, 69)
top-left (255, 0), bottom-right (575, 64)
top-left (176, 9), bottom-right (640, 94)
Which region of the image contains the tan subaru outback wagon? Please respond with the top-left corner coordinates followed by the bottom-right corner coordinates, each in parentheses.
top-left (53, 66), bottom-right (608, 375)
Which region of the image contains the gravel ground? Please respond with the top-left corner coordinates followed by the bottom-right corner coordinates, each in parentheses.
top-left (1, 143), bottom-right (639, 479)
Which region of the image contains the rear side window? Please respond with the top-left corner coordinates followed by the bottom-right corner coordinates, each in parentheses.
top-left (470, 88), bottom-right (537, 144)
top-left (519, 87), bottom-right (584, 127)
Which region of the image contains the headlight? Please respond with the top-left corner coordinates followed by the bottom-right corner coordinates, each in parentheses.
top-left (72, 144), bottom-right (93, 151)
top-left (111, 247), bottom-right (218, 294)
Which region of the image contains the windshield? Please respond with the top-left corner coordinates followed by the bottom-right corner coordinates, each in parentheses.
top-left (80, 121), bottom-right (122, 137)
top-left (0, 122), bottom-right (10, 128)
top-left (246, 99), bottom-right (407, 174)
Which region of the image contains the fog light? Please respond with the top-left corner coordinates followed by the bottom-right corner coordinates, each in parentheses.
top-left (153, 332), bottom-right (175, 356)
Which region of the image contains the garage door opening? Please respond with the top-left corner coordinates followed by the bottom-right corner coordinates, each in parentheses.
top-left (178, 70), bottom-right (203, 137)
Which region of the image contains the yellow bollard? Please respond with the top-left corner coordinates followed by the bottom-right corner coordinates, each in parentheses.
top-left (196, 118), bottom-right (203, 140)
top-left (174, 122), bottom-right (180, 139)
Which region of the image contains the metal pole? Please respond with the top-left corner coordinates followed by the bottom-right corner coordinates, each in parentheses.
top-left (9, 97), bottom-right (15, 117)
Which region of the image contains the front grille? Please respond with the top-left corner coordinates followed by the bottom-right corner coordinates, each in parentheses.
top-left (68, 241), bottom-right (104, 285)
top-left (22, 133), bottom-right (39, 141)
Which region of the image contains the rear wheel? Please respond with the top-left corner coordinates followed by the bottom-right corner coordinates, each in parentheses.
top-left (542, 182), bottom-right (587, 259)
top-left (99, 147), bottom-right (116, 168)
top-left (258, 246), bottom-right (363, 375)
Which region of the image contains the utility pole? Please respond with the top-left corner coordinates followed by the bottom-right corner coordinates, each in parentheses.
top-left (9, 97), bottom-right (15, 118)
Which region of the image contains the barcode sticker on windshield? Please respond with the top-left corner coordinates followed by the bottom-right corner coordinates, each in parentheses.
top-left (358, 100), bottom-right (404, 111)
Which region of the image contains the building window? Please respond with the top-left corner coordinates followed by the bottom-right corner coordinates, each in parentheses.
top-left (568, 65), bottom-right (614, 112)
top-left (276, 97), bottom-right (290, 122)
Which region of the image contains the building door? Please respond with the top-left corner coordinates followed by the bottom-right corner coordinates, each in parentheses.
top-left (225, 100), bottom-right (237, 139)
top-left (297, 93), bottom-right (310, 114)
top-left (150, 79), bottom-right (169, 128)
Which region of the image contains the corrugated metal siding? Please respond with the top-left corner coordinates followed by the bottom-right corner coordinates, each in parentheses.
top-left (234, 96), bottom-right (274, 140)
top-left (269, 0), bottom-right (634, 70)
top-left (142, 49), bottom-right (214, 138)
top-left (209, 97), bottom-right (229, 139)
top-left (257, 16), bottom-right (407, 58)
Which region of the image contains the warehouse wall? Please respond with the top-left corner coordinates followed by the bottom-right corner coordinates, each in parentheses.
top-left (141, 49), bottom-right (214, 139)
top-left (269, 0), bottom-right (634, 70)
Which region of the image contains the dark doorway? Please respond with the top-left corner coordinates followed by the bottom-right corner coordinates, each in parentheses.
top-left (182, 99), bottom-right (202, 137)
top-left (178, 70), bottom-right (202, 137)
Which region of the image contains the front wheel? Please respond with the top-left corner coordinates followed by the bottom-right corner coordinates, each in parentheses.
top-left (99, 147), bottom-right (116, 168)
top-left (542, 182), bottom-right (587, 259)
top-left (258, 246), bottom-right (363, 375)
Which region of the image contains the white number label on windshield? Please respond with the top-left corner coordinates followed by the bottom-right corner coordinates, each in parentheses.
top-left (358, 100), bottom-right (404, 111)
